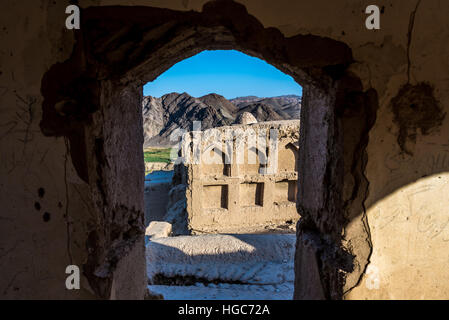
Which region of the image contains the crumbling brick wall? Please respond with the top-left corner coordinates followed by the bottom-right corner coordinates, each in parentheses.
top-left (167, 121), bottom-right (300, 234)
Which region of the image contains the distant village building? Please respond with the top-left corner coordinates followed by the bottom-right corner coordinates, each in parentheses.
top-left (166, 120), bottom-right (300, 234)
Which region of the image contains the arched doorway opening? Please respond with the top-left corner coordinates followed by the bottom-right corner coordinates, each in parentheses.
top-left (40, 1), bottom-right (378, 300)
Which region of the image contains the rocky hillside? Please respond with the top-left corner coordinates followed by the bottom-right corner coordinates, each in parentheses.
top-left (230, 95), bottom-right (302, 119)
top-left (142, 92), bottom-right (301, 147)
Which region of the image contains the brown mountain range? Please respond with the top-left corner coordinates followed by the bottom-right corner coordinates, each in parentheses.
top-left (142, 92), bottom-right (301, 147)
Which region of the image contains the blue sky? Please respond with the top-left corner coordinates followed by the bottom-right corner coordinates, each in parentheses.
top-left (143, 50), bottom-right (302, 99)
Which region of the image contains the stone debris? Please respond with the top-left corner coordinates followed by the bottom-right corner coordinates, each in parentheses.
top-left (146, 234), bottom-right (295, 299)
top-left (145, 221), bottom-right (173, 239)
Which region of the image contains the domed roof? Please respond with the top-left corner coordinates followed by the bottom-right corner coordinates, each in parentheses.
top-left (234, 112), bottom-right (257, 125)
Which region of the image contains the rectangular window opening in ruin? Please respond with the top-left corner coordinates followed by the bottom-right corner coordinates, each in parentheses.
top-left (202, 184), bottom-right (229, 210)
top-left (274, 180), bottom-right (297, 204)
top-left (240, 182), bottom-right (264, 207)
top-left (223, 163), bottom-right (231, 176)
top-left (288, 180), bottom-right (297, 203)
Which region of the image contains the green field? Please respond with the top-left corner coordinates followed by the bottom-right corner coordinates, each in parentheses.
top-left (144, 148), bottom-right (172, 163)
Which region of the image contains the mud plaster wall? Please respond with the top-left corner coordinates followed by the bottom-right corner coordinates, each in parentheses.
top-left (180, 121), bottom-right (300, 234)
top-left (0, 0), bottom-right (448, 300)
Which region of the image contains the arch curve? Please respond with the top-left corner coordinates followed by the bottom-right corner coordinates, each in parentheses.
top-left (39, 0), bottom-right (377, 300)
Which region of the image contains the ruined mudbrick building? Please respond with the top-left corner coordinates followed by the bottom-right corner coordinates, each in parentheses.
top-left (169, 121), bottom-right (300, 234)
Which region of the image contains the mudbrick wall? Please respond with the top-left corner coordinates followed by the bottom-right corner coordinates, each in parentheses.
top-left (0, 0), bottom-right (448, 299)
top-left (169, 120), bottom-right (300, 234)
